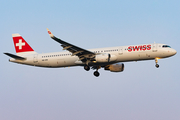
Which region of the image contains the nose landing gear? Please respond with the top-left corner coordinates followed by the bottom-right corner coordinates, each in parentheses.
top-left (155, 64), bottom-right (159, 68)
top-left (155, 58), bottom-right (159, 68)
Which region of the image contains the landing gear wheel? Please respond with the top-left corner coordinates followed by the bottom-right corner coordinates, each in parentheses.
top-left (84, 65), bottom-right (90, 71)
top-left (94, 71), bottom-right (100, 77)
top-left (155, 58), bottom-right (159, 68)
top-left (155, 64), bottom-right (159, 68)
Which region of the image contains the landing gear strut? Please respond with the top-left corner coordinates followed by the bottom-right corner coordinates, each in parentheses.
top-left (84, 65), bottom-right (90, 71)
top-left (155, 58), bottom-right (159, 68)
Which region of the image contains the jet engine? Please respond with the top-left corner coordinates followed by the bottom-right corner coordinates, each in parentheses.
top-left (104, 63), bottom-right (124, 72)
top-left (95, 53), bottom-right (117, 63)
top-left (95, 53), bottom-right (110, 63)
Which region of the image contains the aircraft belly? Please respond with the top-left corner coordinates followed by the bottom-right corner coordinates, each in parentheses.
top-left (50, 57), bottom-right (78, 67)
top-left (138, 51), bottom-right (151, 60)
top-left (117, 52), bottom-right (139, 61)
top-left (117, 51), bottom-right (155, 62)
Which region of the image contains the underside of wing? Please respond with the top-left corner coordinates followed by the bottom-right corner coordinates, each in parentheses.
top-left (46, 28), bottom-right (96, 61)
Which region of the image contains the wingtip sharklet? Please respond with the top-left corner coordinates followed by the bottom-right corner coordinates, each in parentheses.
top-left (46, 28), bottom-right (54, 38)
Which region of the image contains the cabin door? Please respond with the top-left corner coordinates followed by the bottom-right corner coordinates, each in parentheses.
top-left (119, 47), bottom-right (123, 55)
top-left (152, 44), bottom-right (157, 52)
top-left (33, 54), bottom-right (38, 63)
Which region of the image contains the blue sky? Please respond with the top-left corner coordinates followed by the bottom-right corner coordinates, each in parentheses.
top-left (1, 0), bottom-right (180, 120)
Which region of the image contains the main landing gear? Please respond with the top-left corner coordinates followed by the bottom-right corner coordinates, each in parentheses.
top-left (84, 65), bottom-right (90, 71)
top-left (84, 65), bottom-right (100, 77)
top-left (94, 71), bottom-right (100, 77)
top-left (93, 66), bottom-right (101, 77)
top-left (155, 58), bottom-right (159, 68)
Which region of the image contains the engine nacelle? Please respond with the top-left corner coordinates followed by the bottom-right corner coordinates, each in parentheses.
top-left (104, 63), bottom-right (124, 72)
top-left (109, 54), bottom-right (117, 62)
top-left (95, 54), bottom-right (117, 63)
top-left (95, 53), bottom-right (110, 63)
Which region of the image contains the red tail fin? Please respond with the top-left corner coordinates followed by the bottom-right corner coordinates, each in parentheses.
top-left (12, 34), bottom-right (36, 55)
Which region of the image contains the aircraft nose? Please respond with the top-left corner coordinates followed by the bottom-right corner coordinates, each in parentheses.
top-left (172, 49), bottom-right (177, 55)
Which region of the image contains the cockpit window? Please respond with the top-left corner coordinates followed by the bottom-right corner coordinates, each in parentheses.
top-left (162, 45), bottom-right (171, 48)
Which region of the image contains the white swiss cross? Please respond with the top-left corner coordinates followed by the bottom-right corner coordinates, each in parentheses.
top-left (16, 39), bottom-right (25, 49)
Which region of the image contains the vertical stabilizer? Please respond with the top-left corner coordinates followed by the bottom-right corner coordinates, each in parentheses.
top-left (12, 34), bottom-right (37, 55)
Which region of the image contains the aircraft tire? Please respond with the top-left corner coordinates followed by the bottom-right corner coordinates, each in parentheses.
top-left (84, 65), bottom-right (90, 71)
top-left (155, 64), bottom-right (159, 68)
top-left (94, 71), bottom-right (100, 77)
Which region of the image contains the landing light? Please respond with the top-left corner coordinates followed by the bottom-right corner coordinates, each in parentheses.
top-left (155, 57), bottom-right (161, 60)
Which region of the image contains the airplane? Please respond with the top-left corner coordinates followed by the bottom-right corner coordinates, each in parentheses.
top-left (4, 28), bottom-right (177, 77)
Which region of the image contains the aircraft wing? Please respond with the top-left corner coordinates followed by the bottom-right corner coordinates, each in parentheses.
top-left (46, 28), bottom-right (95, 61)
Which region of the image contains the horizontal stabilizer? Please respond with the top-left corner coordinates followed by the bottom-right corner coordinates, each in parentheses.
top-left (4, 53), bottom-right (26, 60)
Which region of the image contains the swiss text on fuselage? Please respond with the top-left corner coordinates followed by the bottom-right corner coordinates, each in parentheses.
top-left (128, 45), bottom-right (151, 52)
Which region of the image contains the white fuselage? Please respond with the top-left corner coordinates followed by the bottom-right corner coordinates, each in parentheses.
top-left (9, 43), bottom-right (177, 67)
